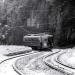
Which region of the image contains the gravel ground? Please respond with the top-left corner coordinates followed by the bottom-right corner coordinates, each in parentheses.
top-left (26, 53), bottom-right (64, 75)
top-left (14, 49), bottom-right (65, 75)
top-left (57, 48), bottom-right (75, 69)
top-left (45, 49), bottom-right (75, 75)
top-left (15, 52), bottom-right (45, 73)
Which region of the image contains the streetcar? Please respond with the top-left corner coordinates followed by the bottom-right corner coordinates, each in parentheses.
top-left (23, 33), bottom-right (53, 49)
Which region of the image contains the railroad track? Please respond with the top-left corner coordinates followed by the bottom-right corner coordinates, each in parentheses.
top-left (44, 50), bottom-right (75, 75)
top-left (0, 51), bottom-right (39, 75)
top-left (13, 49), bottom-right (60, 75)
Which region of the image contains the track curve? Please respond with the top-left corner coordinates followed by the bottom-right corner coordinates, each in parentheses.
top-left (0, 51), bottom-right (38, 75)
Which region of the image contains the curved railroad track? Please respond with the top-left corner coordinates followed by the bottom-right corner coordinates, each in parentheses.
top-left (0, 51), bottom-right (38, 75)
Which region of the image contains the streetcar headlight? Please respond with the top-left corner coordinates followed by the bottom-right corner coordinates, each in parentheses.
top-left (43, 42), bottom-right (47, 47)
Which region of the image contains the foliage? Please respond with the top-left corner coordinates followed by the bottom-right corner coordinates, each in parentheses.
top-left (0, 0), bottom-right (74, 46)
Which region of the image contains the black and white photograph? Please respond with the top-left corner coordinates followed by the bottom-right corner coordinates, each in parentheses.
top-left (0, 0), bottom-right (75, 75)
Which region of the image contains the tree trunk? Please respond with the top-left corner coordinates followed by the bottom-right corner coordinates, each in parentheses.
top-left (53, 7), bottom-right (62, 47)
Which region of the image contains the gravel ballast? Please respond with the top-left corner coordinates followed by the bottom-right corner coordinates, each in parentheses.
top-left (13, 49), bottom-right (65, 75)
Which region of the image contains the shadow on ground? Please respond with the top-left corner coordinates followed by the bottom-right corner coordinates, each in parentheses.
top-left (32, 47), bottom-right (52, 52)
top-left (54, 43), bottom-right (75, 49)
